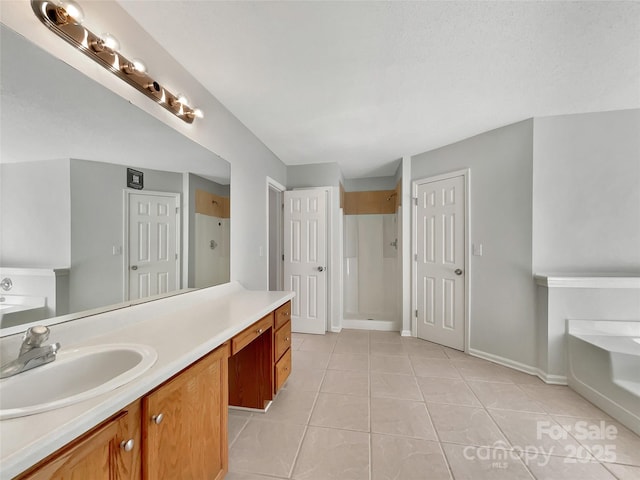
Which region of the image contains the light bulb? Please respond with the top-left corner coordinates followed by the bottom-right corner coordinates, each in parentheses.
top-left (59, 0), bottom-right (84, 24)
top-left (131, 58), bottom-right (147, 74)
top-left (176, 93), bottom-right (189, 105)
top-left (100, 33), bottom-right (120, 52)
top-left (193, 108), bottom-right (204, 119)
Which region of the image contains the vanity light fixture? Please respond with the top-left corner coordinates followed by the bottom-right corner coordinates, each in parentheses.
top-left (31, 0), bottom-right (203, 124)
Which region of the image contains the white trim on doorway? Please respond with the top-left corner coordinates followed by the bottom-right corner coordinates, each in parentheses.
top-left (411, 168), bottom-right (471, 352)
top-left (266, 177), bottom-right (286, 291)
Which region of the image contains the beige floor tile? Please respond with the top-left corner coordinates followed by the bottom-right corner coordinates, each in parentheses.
top-left (370, 354), bottom-right (414, 375)
top-left (487, 409), bottom-right (589, 459)
top-left (339, 329), bottom-right (371, 340)
top-left (551, 416), bottom-right (640, 466)
top-left (292, 350), bottom-right (331, 370)
top-left (310, 392), bottom-right (370, 432)
top-left (371, 397), bottom-right (437, 440)
top-left (416, 377), bottom-right (481, 407)
top-left (298, 334), bottom-right (338, 352)
top-left (292, 426), bottom-right (370, 480)
top-left (428, 403), bottom-right (509, 447)
top-left (334, 339), bottom-right (370, 354)
top-left (370, 342), bottom-right (407, 356)
top-left (442, 346), bottom-right (472, 360)
top-left (261, 388), bottom-right (318, 424)
top-left (320, 369), bottom-right (369, 396)
top-left (468, 381), bottom-right (546, 413)
top-left (291, 337), bottom-right (305, 350)
top-left (522, 455), bottom-right (616, 480)
top-left (228, 414), bottom-right (249, 447)
top-left (229, 418), bottom-right (305, 477)
top-left (451, 359), bottom-right (522, 383)
top-left (327, 352), bottom-right (369, 372)
top-left (442, 443), bottom-right (533, 480)
top-left (603, 462), bottom-right (640, 479)
top-left (225, 472), bottom-right (289, 480)
top-left (282, 367), bottom-right (325, 392)
top-left (402, 344), bottom-right (448, 358)
top-left (371, 434), bottom-right (451, 480)
top-left (410, 357), bottom-right (461, 379)
top-left (369, 331), bottom-right (403, 344)
top-left (519, 385), bottom-right (611, 419)
top-left (370, 372), bottom-right (423, 401)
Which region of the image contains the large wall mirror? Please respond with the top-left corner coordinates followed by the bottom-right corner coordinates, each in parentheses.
top-left (0, 24), bottom-right (231, 332)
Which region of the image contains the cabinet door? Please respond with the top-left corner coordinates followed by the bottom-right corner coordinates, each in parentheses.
top-left (19, 412), bottom-right (125, 480)
top-left (143, 343), bottom-right (230, 480)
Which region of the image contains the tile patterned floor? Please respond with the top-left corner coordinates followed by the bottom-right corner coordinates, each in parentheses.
top-left (227, 330), bottom-right (640, 480)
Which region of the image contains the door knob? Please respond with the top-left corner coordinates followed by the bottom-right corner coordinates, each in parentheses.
top-left (152, 413), bottom-right (164, 424)
top-left (317, 266), bottom-right (325, 272)
top-left (131, 265), bottom-right (138, 271)
top-left (454, 269), bottom-right (463, 276)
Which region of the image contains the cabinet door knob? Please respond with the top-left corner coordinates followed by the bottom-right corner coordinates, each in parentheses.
top-left (152, 413), bottom-right (164, 425)
top-left (120, 439), bottom-right (135, 452)
top-left (257, 328), bottom-right (263, 335)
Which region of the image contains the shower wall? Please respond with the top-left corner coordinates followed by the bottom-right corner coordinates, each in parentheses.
top-left (344, 213), bottom-right (398, 321)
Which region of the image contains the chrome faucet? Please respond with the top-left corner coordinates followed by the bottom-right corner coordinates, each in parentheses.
top-left (0, 326), bottom-right (61, 379)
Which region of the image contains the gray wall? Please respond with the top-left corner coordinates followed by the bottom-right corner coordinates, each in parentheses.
top-left (287, 163), bottom-right (342, 189)
top-left (412, 120), bottom-right (537, 367)
top-left (69, 159), bottom-right (182, 312)
top-left (532, 109), bottom-right (640, 273)
top-left (1, 159), bottom-right (70, 268)
top-left (343, 175), bottom-right (397, 192)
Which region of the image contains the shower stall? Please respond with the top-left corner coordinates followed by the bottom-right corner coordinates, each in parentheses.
top-left (343, 207), bottom-right (401, 331)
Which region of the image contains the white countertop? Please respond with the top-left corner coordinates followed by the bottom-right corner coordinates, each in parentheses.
top-left (0, 282), bottom-right (294, 479)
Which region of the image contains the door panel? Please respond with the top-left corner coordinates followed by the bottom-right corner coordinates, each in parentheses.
top-left (415, 175), bottom-right (465, 350)
top-left (284, 189), bottom-right (327, 334)
top-left (128, 193), bottom-right (178, 301)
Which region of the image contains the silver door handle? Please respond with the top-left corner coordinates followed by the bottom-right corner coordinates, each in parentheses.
top-left (131, 265), bottom-right (138, 270)
top-left (317, 266), bottom-right (325, 272)
top-left (454, 269), bottom-right (463, 276)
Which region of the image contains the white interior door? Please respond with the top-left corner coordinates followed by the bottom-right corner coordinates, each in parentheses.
top-left (415, 175), bottom-right (465, 350)
top-left (284, 189), bottom-right (327, 334)
top-left (127, 192), bottom-right (179, 301)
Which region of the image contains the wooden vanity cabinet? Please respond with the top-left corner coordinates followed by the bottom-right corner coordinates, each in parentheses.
top-left (17, 401), bottom-right (141, 480)
top-left (143, 343), bottom-right (230, 480)
top-left (274, 301), bottom-right (292, 393)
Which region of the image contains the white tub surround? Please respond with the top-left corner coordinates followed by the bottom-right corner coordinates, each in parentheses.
top-left (0, 282), bottom-right (294, 479)
top-left (0, 267), bottom-right (70, 325)
top-left (535, 274), bottom-right (640, 384)
top-left (567, 320), bottom-right (640, 436)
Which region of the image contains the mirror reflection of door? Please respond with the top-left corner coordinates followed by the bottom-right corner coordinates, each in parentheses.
top-left (126, 191), bottom-right (180, 301)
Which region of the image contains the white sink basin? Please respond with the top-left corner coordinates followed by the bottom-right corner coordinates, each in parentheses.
top-left (0, 344), bottom-right (157, 420)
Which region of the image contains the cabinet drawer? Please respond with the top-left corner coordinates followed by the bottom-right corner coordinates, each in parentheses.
top-left (274, 320), bottom-right (291, 361)
top-left (232, 313), bottom-right (273, 355)
top-left (274, 349), bottom-right (291, 392)
top-left (274, 301), bottom-right (291, 331)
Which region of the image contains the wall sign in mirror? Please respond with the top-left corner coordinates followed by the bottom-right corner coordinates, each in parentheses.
top-left (0, 24), bottom-right (231, 333)
top-left (127, 168), bottom-right (144, 190)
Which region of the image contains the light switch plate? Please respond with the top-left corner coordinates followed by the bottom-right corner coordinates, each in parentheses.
top-left (473, 243), bottom-right (483, 256)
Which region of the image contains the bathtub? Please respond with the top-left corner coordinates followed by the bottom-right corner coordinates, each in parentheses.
top-left (567, 320), bottom-right (640, 436)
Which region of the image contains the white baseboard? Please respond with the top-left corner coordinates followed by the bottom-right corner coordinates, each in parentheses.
top-left (401, 330), bottom-right (412, 337)
top-left (330, 327), bottom-right (342, 333)
top-left (342, 319), bottom-right (400, 331)
top-left (468, 348), bottom-right (567, 385)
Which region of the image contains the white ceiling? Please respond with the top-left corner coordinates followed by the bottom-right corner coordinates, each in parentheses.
top-left (118, 1), bottom-right (640, 179)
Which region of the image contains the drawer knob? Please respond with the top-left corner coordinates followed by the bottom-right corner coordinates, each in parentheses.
top-left (257, 328), bottom-right (264, 335)
top-left (152, 413), bottom-right (164, 425)
top-left (285, 337), bottom-right (290, 342)
top-left (120, 439), bottom-right (134, 452)
top-left (282, 311), bottom-right (289, 316)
